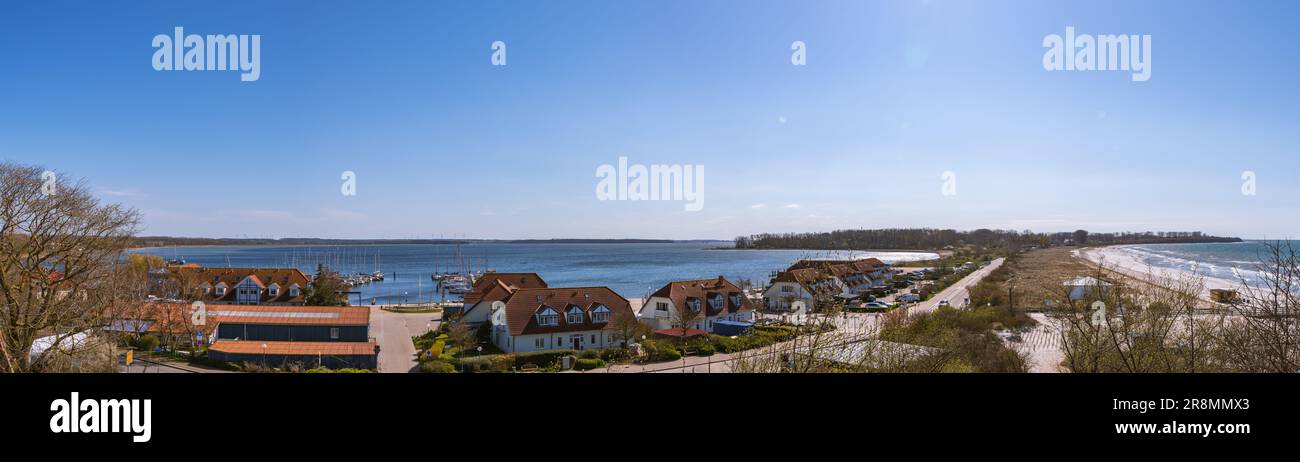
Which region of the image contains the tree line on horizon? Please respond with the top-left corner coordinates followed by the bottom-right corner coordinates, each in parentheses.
top-left (732, 228), bottom-right (1241, 251)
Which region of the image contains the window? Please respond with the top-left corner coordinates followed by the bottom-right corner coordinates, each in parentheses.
top-left (557, 337), bottom-right (564, 346)
top-left (215, 284), bottom-right (226, 296)
top-left (329, 327), bottom-right (339, 339)
top-left (534, 338), bottom-right (544, 348)
top-left (268, 283), bottom-right (280, 297)
top-left (289, 284), bottom-right (300, 297)
top-left (708, 293), bottom-right (724, 310)
top-left (656, 302), bottom-right (668, 312)
top-left (591, 305), bottom-right (610, 323)
top-left (566, 306), bottom-right (585, 324)
top-left (781, 285), bottom-right (794, 293)
top-left (729, 293), bottom-right (742, 307)
top-left (591, 334), bottom-right (596, 344)
top-left (536, 307), bottom-right (559, 326)
top-left (687, 298), bottom-right (701, 312)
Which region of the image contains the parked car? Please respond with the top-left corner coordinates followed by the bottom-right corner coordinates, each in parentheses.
top-left (938, 299), bottom-right (950, 307)
top-left (865, 301), bottom-right (890, 309)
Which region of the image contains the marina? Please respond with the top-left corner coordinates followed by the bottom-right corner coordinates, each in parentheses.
top-left (131, 242), bottom-right (938, 305)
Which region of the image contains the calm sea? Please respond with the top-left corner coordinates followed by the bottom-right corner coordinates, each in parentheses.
top-left (1120, 240), bottom-right (1300, 284)
top-left (130, 242), bottom-right (938, 304)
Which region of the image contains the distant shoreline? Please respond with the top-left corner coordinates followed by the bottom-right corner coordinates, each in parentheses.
top-left (714, 246), bottom-right (950, 255)
top-left (129, 238), bottom-right (726, 249)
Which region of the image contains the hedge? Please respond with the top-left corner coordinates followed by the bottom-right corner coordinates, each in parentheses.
top-left (513, 349), bottom-right (577, 369)
top-left (419, 360), bottom-right (456, 373)
top-left (574, 358), bottom-right (606, 371)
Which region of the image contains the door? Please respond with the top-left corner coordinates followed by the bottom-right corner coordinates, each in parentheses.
top-left (571, 334), bottom-right (584, 350)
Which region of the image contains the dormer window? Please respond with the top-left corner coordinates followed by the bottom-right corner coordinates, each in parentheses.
top-left (566, 306), bottom-right (585, 324)
top-left (708, 293), bottom-right (724, 310)
top-left (687, 298), bottom-right (701, 313)
top-left (591, 305), bottom-right (610, 323)
top-left (536, 307), bottom-right (559, 326)
top-left (214, 283), bottom-right (227, 296)
top-left (268, 283), bottom-right (280, 297)
top-left (289, 284), bottom-right (300, 297)
top-left (729, 293), bottom-right (742, 307)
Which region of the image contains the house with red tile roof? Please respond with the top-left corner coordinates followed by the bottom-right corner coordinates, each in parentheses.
top-left (641, 276), bottom-right (755, 333)
top-left (158, 267), bottom-right (312, 306)
top-left (780, 258), bottom-right (893, 297)
top-left (455, 272), bottom-right (548, 325)
top-left (763, 267), bottom-right (846, 312)
top-left (486, 286), bottom-right (633, 353)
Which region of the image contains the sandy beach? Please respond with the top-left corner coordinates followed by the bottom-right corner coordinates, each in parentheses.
top-left (1075, 245), bottom-right (1246, 301)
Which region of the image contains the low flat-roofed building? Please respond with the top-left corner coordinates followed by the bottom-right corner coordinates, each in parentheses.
top-left (131, 303), bottom-right (377, 370)
top-left (208, 340), bottom-right (377, 369)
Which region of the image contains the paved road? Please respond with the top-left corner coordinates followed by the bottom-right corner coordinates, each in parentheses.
top-left (117, 354), bottom-right (232, 373)
top-left (904, 258), bottom-right (1005, 318)
top-left (370, 307), bottom-right (440, 373)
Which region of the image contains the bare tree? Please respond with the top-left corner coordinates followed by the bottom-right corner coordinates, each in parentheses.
top-left (608, 308), bottom-right (648, 348)
top-left (445, 321), bottom-right (476, 354)
top-left (0, 163), bottom-right (141, 372)
top-left (1051, 261), bottom-right (1221, 373)
top-left (1213, 241), bottom-right (1300, 372)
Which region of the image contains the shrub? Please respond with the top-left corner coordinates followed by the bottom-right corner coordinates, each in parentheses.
top-left (696, 343), bottom-right (716, 356)
top-left (429, 338), bottom-right (446, 360)
top-left (578, 349), bottom-right (600, 359)
top-left (654, 348), bottom-right (681, 362)
top-left (513, 349), bottom-right (576, 369)
top-left (640, 339), bottom-right (682, 362)
top-left (452, 354), bottom-right (515, 372)
top-left (574, 358), bottom-right (606, 371)
top-left (599, 348), bottom-right (631, 362)
top-left (135, 334), bottom-right (160, 350)
top-left (419, 360), bottom-right (456, 373)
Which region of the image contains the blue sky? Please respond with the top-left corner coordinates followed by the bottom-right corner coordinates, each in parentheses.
top-left (1, 0), bottom-right (1297, 240)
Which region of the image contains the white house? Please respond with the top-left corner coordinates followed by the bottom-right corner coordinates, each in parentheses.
top-left (785, 258), bottom-right (892, 295)
top-left (458, 272), bottom-right (548, 325)
top-left (763, 268), bottom-right (846, 312)
top-left (641, 276), bottom-right (756, 333)
top-left (489, 286), bottom-right (634, 353)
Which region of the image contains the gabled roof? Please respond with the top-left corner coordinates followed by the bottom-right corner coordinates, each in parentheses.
top-left (647, 276), bottom-right (753, 321)
top-left (463, 272), bottom-right (548, 304)
top-left (771, 268), bottom-right (840, 294)
top-left (502, 287), bottom-right (631, 336)
top-left (168, 267), bottom-right (311, 304)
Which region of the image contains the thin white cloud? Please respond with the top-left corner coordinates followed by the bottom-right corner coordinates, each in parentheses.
top-left (99, 188), bottom-right (144, 198)
top-left (749, 203), bottom-right (766, 209)
top-left (784, 204), bottom-right (802, 209)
